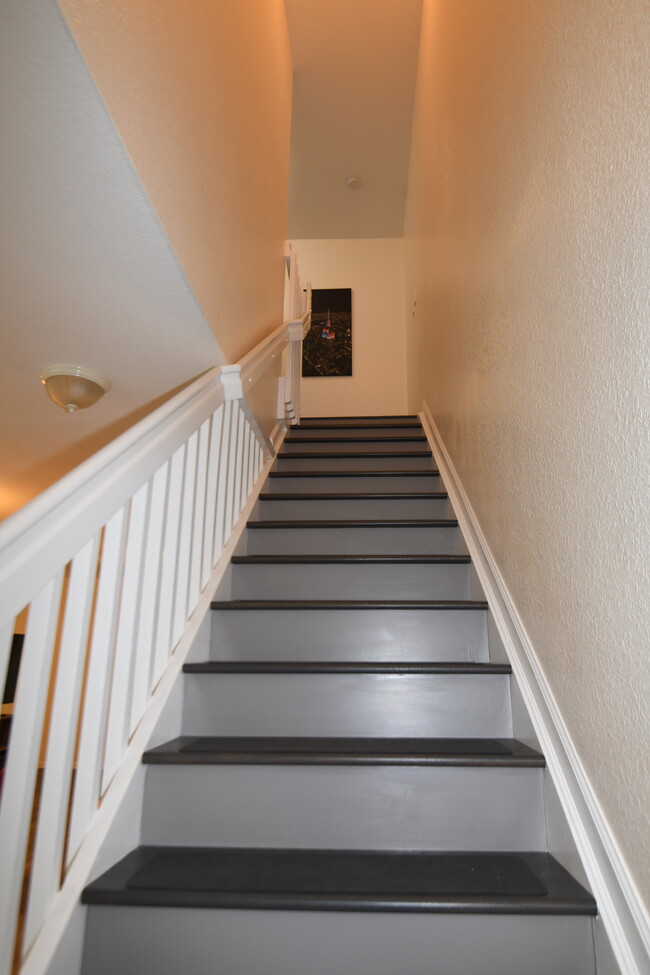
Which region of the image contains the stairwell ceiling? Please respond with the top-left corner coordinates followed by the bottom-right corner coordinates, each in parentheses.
top-left (284, 0), bottom-right (423, 239)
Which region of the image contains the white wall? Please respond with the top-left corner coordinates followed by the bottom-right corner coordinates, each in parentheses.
top-left (291, 239), bottom-right (408, 417)
top-left (405, 0), bottom-right (650, 913)
top-left (58, 0), bottom-right (293, 364)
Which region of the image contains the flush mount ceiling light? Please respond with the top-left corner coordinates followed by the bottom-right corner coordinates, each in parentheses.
top-left (40, 364), bottom-right (111, 413)
top-left (345, 175), bottom-right (362, 190)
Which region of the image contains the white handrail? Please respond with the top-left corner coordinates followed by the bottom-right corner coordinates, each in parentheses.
top-left (0, 307), bottom-right (310, 975)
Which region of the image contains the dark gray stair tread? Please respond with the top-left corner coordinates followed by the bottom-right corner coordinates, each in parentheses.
top-left (143, 736), bottom-right (544, 767)
top-left (278, 454), bottom-right (432, 462)
top-left (83, 847), bottom-right (596, 914)
top-left (184, 661), bottom-right (511, 675)
top-left (259, 492), bottom-right (448, 500)
top-left (211, 600), bottom-right (488, 611)
top-left (231, 554), bottom-right (470, 565)
top-left (269, 470), bottom-right (440, 478)
top-left (246, 519), bottom-right (458, 529)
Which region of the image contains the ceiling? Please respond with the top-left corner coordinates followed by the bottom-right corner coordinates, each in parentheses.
top-left (285, 0), bottom-right (423, 239)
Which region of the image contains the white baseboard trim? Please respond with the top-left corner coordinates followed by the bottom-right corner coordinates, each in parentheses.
top-left (420, 401), bottom-right (650, 975)
top-left (21, 450), bottom-right (279, 975)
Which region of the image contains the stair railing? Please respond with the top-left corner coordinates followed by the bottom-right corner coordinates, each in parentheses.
top-left (0, 307), bottom-right (310, 975)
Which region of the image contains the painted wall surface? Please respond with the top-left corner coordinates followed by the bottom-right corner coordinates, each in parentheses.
top-left (0, 0), bottom-right (223, 520)
top-left (58, 0), bottom-right (293, 363)
top-left (291, 239), bottom-right (408, 417)
top-left (405, 0), bottom-right (650, 909)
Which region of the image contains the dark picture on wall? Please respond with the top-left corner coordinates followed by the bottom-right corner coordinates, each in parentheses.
top-left (302, 288), bottom-right (352, 377)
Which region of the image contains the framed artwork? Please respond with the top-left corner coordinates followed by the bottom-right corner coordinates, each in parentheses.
top-left (302, 288), bottom-right (352, 377)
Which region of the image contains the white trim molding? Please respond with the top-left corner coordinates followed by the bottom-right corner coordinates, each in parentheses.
top-left (420, 401), bottom-right (650, 975)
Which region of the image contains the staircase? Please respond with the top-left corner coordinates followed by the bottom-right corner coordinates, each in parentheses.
top-left (81, 415), bottom-right (597, 975)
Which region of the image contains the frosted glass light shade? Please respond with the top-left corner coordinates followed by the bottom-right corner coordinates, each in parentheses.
top-left (40, 364), bottom-right (111, 413)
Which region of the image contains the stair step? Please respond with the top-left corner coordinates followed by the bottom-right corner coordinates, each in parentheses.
top-left (257, 493), bottom-right (450, 518)
top-left (210, 603), bottom-right (489, 662)
top-left (284, 436), bottom-right (428, 444)
top-left (212, 599), bottom-right (487, 610)
top-left (275, 454), bottom-right (435, 471)
top-left (185, 661), bottom-right (511, 675)
top-left (232, 554), bottom-right (469, 564)
top-left (229, 559), bottom-right (472, 600)
top-left (267, 470), bottom-right (443, 496)
top-left (287, 426), bottom-right (423, 438)
top-left (140, 743), bottom-right (546, 849)
top-left (277, 451), bottom-right (432, 459)
top-left (182, 670), bottom-right (508, 737)
top-left (269, 469), bottom-right (439, 478)
top-left (300, 414), bottom-right (420, 422)
top-left (144, 736), bottom-right (541, 767)
top-left (83, 847), bottom-right (595, 914)
top-left (247, 519), bottom-right (457, 529)
top-left (260, 492), bottom-right (448, 500)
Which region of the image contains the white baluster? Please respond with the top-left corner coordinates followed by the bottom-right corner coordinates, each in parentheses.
top-left (129, 463), bottom-right (169, 735)
top-left (24, 535), bottom-right (100, 952)
top-left (240, 423), bottom-right (251, 510)
top-left (202, 407), bottom-right (223, 588)
top-left (0, 573), bottom-right (64, 975)
top-left (223, 403), bottom-right (239, 542)
top-left (213, 400), bottom-right (233, 560)
top-left (152, 446), bottom-right (184, 681)
top-left (171, 433), bottom-right (198, 648)
top-left (233, 408), bottom-right (246, 519)
top-left (67, 507), bottom-right (128, 864)
top-left (102, 483), bottom-right (150, 793)
top-left (188, 419), bottom-right (210, 613)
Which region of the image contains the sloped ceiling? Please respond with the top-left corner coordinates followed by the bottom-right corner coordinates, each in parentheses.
top-left (0, 0), bottom-right (223, 518)
top-left (285, 0), bottom-right (423, 239)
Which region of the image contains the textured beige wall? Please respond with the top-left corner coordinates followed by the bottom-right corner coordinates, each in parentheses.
top-left (292, 239), bottom-right (408, 417)
top-left (405, 0), bottom-right (650, 906)
top-left (58, 0), bottom-right (292, 362)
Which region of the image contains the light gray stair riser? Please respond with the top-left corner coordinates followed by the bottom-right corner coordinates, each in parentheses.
top-left (140, 765), bottom-right (545, 851)
top-left (182, 673), bottom-right (512, 737)
top-left (286, 427), bottom-right (422, 439)
top-left (244, 526), bottom-right (458, 555)
top-left (275, 455), bottom-right (434, 471)
top-left (82, 909), bottom-right (596, 975)
top-left (210, 607), bottom-right (488, 662)
top-left (256, 496), bottom-right (450, 519)
top-left (267, 474), bottom-right (442, 493)
top-left (279, 441), bottom-right (427, 454)
top-left (230, 562), bottom-right (471, 600)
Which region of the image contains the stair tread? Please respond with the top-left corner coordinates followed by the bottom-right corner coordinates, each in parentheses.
top-left (212, 599), bottom-right (488, 610)
top-left (259, 492), bottom-right (448, 500)
top-left (269, 469), bottom-right (440, 478)
top-left (144, 736), bottom-right (543, 767)
top-left (83, 847), bottom-right (596, 914)
top-left (184, 661), bottom-right (510, 675)
top-left (231, 554), bottom-right (470, 564)
top-left (246, 519), bottom-right (458, 528)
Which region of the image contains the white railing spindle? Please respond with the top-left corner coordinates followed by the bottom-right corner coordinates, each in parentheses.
top-left (188, 419), bottom-right (210, 612)
top-left (129, 464), bottom-right (168, 733)
top-left (101, 483), bottom-right (150, 792)
top-left (152, 447), bottom-right (185, 682)
top-left (171, 433), bottom-right (198, 648)
top-left (201, 407), bottom-right (223, 589)
top-left (24, 535), bottom-right (101, 951)
top-left (66, 507), bottom-right (128, 863)
top-left (0, 573), bottom-right (64, 975)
